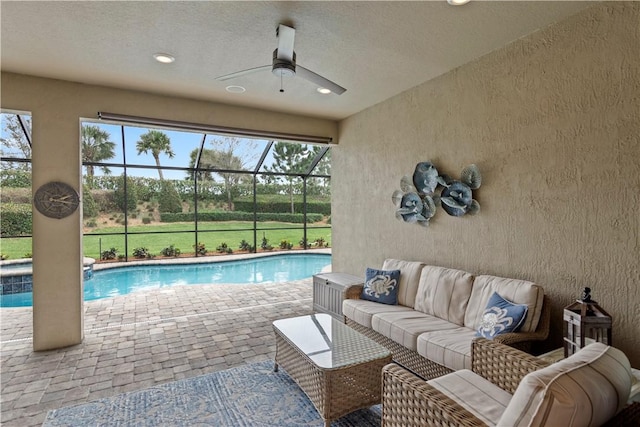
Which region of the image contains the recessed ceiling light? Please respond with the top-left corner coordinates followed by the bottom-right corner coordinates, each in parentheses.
top-left (225, 85), bottom-right (246, 94)
top-left (317, 87), bottom-right (332, 95)
top-left (447, 0), bottom-right (470, 5)
top-left (153, 53), bottom-right (175, 64)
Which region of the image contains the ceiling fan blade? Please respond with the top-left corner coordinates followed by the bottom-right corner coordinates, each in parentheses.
top-left (276, 24), bottom-right (295, 62)
top-left (296, 66), bottom-right (347, 95)
top-left (216, 65), bottom-right (271, 81)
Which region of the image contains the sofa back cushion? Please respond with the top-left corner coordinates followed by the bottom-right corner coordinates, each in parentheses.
top-left (498, 342), bottom-right (632, 427)
top-left (381, 259), bottom-right (425, 308)
top-left (414, 266), bottom-right (474, 326)
top-left (464, 275), bottom-right (544, 333)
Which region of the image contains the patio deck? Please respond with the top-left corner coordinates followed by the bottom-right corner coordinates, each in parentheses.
top-left (0, 277), bottom-right (317, 426)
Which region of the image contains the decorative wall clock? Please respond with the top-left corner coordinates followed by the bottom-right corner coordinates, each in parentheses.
top-left (34, 181), bottom-right (80, 219)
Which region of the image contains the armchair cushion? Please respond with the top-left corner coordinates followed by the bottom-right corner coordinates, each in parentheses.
top-left (429, 369), bottom-right (512, 426)
top-left (499, 342), bottom-right (632, 427)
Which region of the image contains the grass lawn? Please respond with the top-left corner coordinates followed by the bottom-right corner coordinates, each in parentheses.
top-left (1, 221), bottom-right (331, 260)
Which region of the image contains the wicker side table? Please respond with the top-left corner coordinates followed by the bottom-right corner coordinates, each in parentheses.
top-left (273, 313), bottom-right (391, 427)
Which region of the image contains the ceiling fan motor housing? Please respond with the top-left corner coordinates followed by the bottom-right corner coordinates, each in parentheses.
top-left (272, 49), bottom-right (296, 77)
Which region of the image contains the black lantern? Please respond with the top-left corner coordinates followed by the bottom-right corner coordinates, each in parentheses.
top-left (563, 287), bottom-right (612, 357)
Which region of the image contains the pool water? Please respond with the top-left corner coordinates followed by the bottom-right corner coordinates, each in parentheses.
top-left (0, 253), bottom-right (331, 308)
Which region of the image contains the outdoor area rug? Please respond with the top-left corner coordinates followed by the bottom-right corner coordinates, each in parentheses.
top-left (43, 360), bottom-right (381, 426)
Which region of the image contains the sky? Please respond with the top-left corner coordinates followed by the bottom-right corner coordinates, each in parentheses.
top-left (83, 121), bottom-right (277, 181)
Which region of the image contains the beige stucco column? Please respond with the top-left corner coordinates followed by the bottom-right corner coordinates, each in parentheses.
top-left (31, 110), bottom-right (84, 350)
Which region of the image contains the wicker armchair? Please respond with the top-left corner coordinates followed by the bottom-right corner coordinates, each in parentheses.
top-left (382, 338), bottom-right (639, 427)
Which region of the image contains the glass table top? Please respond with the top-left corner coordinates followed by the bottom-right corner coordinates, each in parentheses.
top-left (273, 313), bottom-right (391, 369)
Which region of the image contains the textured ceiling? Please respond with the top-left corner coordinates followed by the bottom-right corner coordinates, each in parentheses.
top-left (1, 1), bottom-right (595, 120)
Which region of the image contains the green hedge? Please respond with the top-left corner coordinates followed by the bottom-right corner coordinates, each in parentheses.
top-left (160, 211), bottom-right (323, 223)
top-left (234, 199), bottom-right (331, 215)
top-left (1, 203), bottom-right (32, 236)
top-left (158, 181), bottom-right (182, 213)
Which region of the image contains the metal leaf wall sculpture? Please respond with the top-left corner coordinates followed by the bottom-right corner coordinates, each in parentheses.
top-left (392, 162), bottom-right (481, 226)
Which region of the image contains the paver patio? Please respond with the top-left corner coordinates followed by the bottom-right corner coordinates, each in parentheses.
top-left (0, 278), bottom-right (316, 426)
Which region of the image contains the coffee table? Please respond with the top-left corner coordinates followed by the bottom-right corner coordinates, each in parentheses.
top-left (272, 313), bottom-right (392, 426)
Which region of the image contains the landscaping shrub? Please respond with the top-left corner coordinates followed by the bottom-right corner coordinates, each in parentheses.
top-left (101, 247), bottom-right (118, 261)
top-left (0, 187), bottom-right (31, 204)
top-left (193, 242), bottom-right (207, 255)
top-left (142, 217), bottom-right (152, 224)
top-left (0, 203), bottom-right (32, 236)
top-left (82, 185), bottom-right (99, 218)
top-left (260, 234), bottom-right (273, 251)
top-left (279, 240), bottom-right (293, 250)
top-left (132, 247), bottom-right (153, 259)
top-left (239, 239), bottom-right (254, 252)
top-left (113, 175), bottom-right (138, 212)
top-left (158, 181), bottom-right (182, 213)
top-left (91, 190), bottom-right (117, 212)
top-left (160, 244), bottom-right (181, 257)
top-left (216, 243), bottom-right (233, 254)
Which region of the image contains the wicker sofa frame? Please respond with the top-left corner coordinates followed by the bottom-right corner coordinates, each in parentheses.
top-left (344, 284), bottom-right (551, 381)
top-left (381, 337), bottom-right (640, 427)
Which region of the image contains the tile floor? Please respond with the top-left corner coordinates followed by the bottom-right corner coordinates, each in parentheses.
top-left (0, 278), bottom-right (316, 426)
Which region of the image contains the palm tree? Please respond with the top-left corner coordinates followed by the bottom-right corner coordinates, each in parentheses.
top-left (136, 130), bottom-right (174, 180)
top-left (82, 125), bottom-right (116, 187)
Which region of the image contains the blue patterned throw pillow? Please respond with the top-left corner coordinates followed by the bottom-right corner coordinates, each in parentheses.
top-left (477, 292), bottom-right (528, 339)
top-left (361, 268), bottom-right (401, 305)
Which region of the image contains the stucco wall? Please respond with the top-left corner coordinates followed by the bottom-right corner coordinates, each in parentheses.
top-left (0, 74), bottom-right (337, 350)
top-left (334, 3), bottom-right (640, 366)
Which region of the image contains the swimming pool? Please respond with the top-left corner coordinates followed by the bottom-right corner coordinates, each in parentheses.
top-left (0, 253), bottom-right (331, 308)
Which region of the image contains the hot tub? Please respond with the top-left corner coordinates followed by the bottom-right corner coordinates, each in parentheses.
top-left (0, 258), bottom-right (95, 296)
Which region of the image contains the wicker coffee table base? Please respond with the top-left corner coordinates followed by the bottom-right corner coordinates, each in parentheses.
top-left (274, 332), bottom-right (392, 427)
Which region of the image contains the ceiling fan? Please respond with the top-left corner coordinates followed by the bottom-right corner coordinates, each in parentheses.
top-left (216, 24), bottom-right (346, 95)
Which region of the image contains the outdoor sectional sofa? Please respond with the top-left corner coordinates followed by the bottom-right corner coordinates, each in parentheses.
top-left (342, 259), bottom-right (550, 380)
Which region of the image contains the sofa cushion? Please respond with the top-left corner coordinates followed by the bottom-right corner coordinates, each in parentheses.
top-left (499, 342), bottom-right (632, 427)
top-left (477, 292), bottom-right (528, 339)
top-left (371, 311), bottom-right (460, 351)
top-left (381, 259), bottom-right (426, 308)
top-left (414, 265), bottom-right (474, 326)
top-left (360, 268), bottom-right (400, 305)
top-left (417, 326), bottom-right (477, 371)
top-left (342, 299), bottom-right (414, 329)
top-left (429, 369), bottom-right (512, 427)
top-left (464, 275), bottom-right (544, 333)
